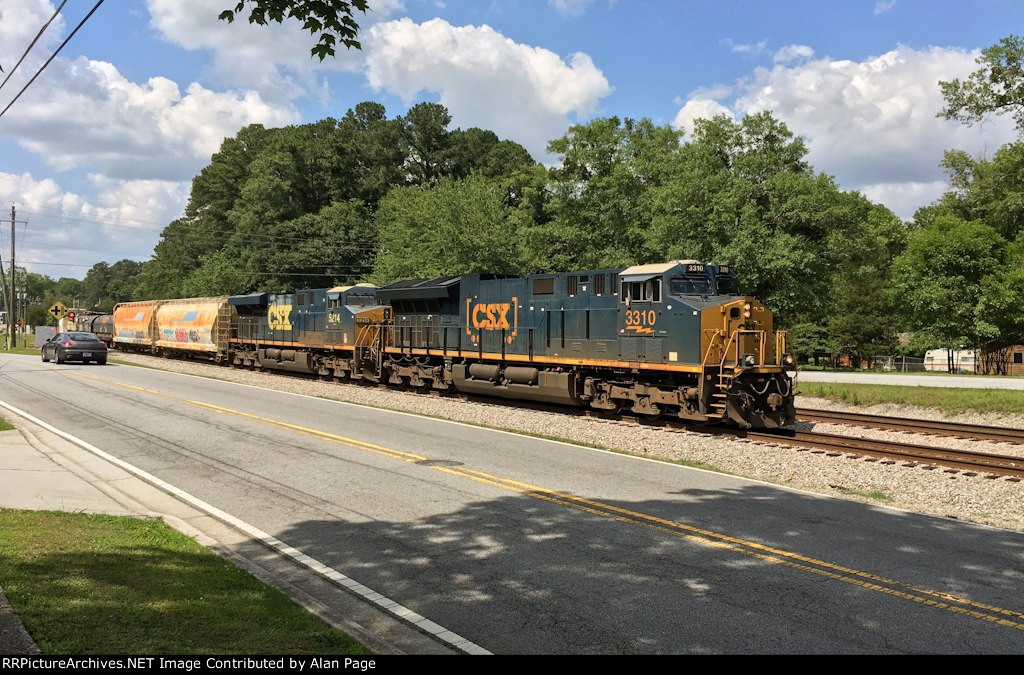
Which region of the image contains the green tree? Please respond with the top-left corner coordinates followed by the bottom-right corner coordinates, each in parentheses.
top-left (939, 35), bottom-right (1024, 132)
top-left (890, 215), bottom-right (1006, 351)
top-left (826, 206), bottom-right (905, 362)
top-left (930, 143), bottom-right (1024, 241)
top-left (373, 175), bottom-right (529, 283)
top-left (534, 116), bottom-right (682, 271)
top-left (646, 113), bottom-right (879, 324)
top-left (787, 322), bottom-right (830, 364)
top-left (975, 234), bottom-right (1024, 353)
top-left (219, 0), bottom-right (369, 60)
top-left (399, 103), bottom-right (455, 185)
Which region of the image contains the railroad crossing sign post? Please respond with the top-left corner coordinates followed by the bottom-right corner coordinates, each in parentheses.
top-left (48, 302), bottom-right (67, 322)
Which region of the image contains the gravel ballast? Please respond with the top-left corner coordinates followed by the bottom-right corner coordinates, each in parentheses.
top-left (110, 353), bottom-right (1024, 532)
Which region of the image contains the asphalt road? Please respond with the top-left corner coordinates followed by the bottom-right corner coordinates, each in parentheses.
top-left (2, 352), bottom-right (1023, 654)
top-left (793, 370), bottom-right (1024, 389)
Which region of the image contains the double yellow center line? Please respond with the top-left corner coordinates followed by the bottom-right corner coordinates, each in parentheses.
top-left (69, 370), bottom-right (1024, 633)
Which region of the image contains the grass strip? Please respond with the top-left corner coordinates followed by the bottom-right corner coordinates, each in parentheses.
top-left (797, 382), bottom-right (1024, 415)
top-left (0, 509), bottom-right (371, 655)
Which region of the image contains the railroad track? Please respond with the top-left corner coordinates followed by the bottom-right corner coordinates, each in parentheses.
top-left (666, 423), bottom-right (1024, 480)
top-left (796, 408), bottom-right (1024, 444)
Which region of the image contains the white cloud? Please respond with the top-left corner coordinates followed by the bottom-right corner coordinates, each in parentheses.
top-left (3, 56), bottom-right (296, 180)
top-left (722, 38), bottom-right (768, 56)
top-left (774, 44), bottom-right (814, 64)
top-left (0, 172), bottom-right (188, 275)
top-left (874, 0), bottom-right (897, 15)
top-left (365, 18), bottom-right (612, 159)
top-left (549, 0), bottom-right (595, 16)
top-left (859, 180), bottom-right (947, 219)
top-left (147, 0), bottom-right (405, 101)
top-left (0, 0), bottom-right (64, 67)
top-left (0, 1), bottom-right (297, 184)
top-left (672, 45), bottom-right (1018, 218)
top-left (673, 99), bottom-right (733, 137)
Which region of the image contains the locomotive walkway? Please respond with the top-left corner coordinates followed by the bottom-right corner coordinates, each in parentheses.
top-left (1, 352), bottom-right (1023, 654)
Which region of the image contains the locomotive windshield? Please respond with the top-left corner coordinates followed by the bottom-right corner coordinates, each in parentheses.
top-left (670, 276), bottom-right (713, 296)
top-left (715, 275), bottom-right (740, 295)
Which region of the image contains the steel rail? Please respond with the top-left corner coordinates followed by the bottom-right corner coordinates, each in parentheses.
top-left (796, 408), bottom-right (1024, 445)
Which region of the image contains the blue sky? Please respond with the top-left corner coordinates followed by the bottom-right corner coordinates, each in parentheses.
top-left (0, 0), bottom-right (1020, 279)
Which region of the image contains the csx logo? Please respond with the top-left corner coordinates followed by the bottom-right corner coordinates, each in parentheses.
top-left (472, 303), bottom-right (512, 330)
top-left (465, 296), bottom-right (519, 344)
top-left (268, 304), bottom-right (293, 330)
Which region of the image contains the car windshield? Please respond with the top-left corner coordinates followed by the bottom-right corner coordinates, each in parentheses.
top-left (670, 277), bottom-right (713, 296)
top-left (68, 332), bottom-right (99, 341)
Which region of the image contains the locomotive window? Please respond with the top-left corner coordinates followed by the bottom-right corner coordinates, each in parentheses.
top-left (567, 276), bottom-right (578, 297)
top-left (594, 274), bottom-right (605, 296)
top-left (622, 279), bottom-right (660, 303)
top-left (308, 292), bottom-right (314, 305)
top-left (1015, 353), bottom-right (1023, 364)
top-left (670, 277), bottom-right (713, 296)
top-left (297, 294), bottom-right (305, 306)
top-left (346, 295), bottom-right (373, 307)
top-left (715, 275), bottom-right (740, 295)
top-left (532, 277), bottom-right (555, 295)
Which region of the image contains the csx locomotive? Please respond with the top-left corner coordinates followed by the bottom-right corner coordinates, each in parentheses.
top-left (113, 260), bottom-right (796, 428)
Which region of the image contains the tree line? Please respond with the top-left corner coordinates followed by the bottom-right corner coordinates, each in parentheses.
top-left (15, 35), bottom-right (1024, 364)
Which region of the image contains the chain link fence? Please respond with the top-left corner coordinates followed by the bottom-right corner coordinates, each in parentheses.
top-left (869, 355), bottom-right (927, 372)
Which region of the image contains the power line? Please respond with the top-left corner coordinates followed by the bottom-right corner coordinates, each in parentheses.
top-left (1, 259), bottom-right (375, 274)
top-left (0, 259), bottom-right (147, 269)
top-left (0, 0), bottom-right (68, 94)
top-left (19, 203), bottom-right (199, 229)
top-left (19, 208), bottom-right (381, 248)
top-left (0, 0), bottom-right (105, 120)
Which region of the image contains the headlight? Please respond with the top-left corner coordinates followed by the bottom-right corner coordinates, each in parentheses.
top-left (784, 354), bottom-right (795, 366)
top-left (744, 310), bottom-right (751, 318)
top-left (744, 302), bottom-right (751, 311)
top-left (744, 355), bottom-right (756, 367)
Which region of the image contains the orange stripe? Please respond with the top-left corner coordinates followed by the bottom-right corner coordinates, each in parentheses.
top-left (382, 347), bottom-right (708, 373)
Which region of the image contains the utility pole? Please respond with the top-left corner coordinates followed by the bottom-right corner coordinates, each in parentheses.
top-left (0, 242), bottom-right (7, 343)
top-left (8, 204), bottom-right (14, 351)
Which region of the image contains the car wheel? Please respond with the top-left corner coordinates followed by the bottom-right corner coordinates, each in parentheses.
top-left (97, 358), bottom-right (107, 365)
top-left (41, 350), bottom-right (50, 363)
top-left (55, 349), bottom-right (65, 364)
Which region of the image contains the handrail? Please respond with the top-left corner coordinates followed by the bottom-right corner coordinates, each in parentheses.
top-left (701, 329), bottom-right (725, 366)
top-left (712, 328), bottom-right (783, 370)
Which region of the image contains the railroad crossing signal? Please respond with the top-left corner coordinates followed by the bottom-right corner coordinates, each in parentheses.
top-left (48, 302), bottom-right (67, 321)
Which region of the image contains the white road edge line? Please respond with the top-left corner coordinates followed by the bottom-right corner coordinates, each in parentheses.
top-left (0, 397), bottom-right (491, 656)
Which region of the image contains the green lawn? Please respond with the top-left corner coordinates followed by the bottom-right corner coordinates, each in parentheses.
top-left (2, 332), bottom-right (39, 355)
top-left (0, 509), bottom-right (371, 655)
top-left (797, 382), bottom-right (1024, 415)
top-left (0, 416), bottom-right (12, 431)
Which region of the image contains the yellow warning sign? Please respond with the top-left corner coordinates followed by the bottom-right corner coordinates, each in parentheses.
top-left (48, 302), bottom-right (67, 320)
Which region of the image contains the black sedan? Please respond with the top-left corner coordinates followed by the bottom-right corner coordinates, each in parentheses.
top-left (41, 332), bottom-right (108, 365)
